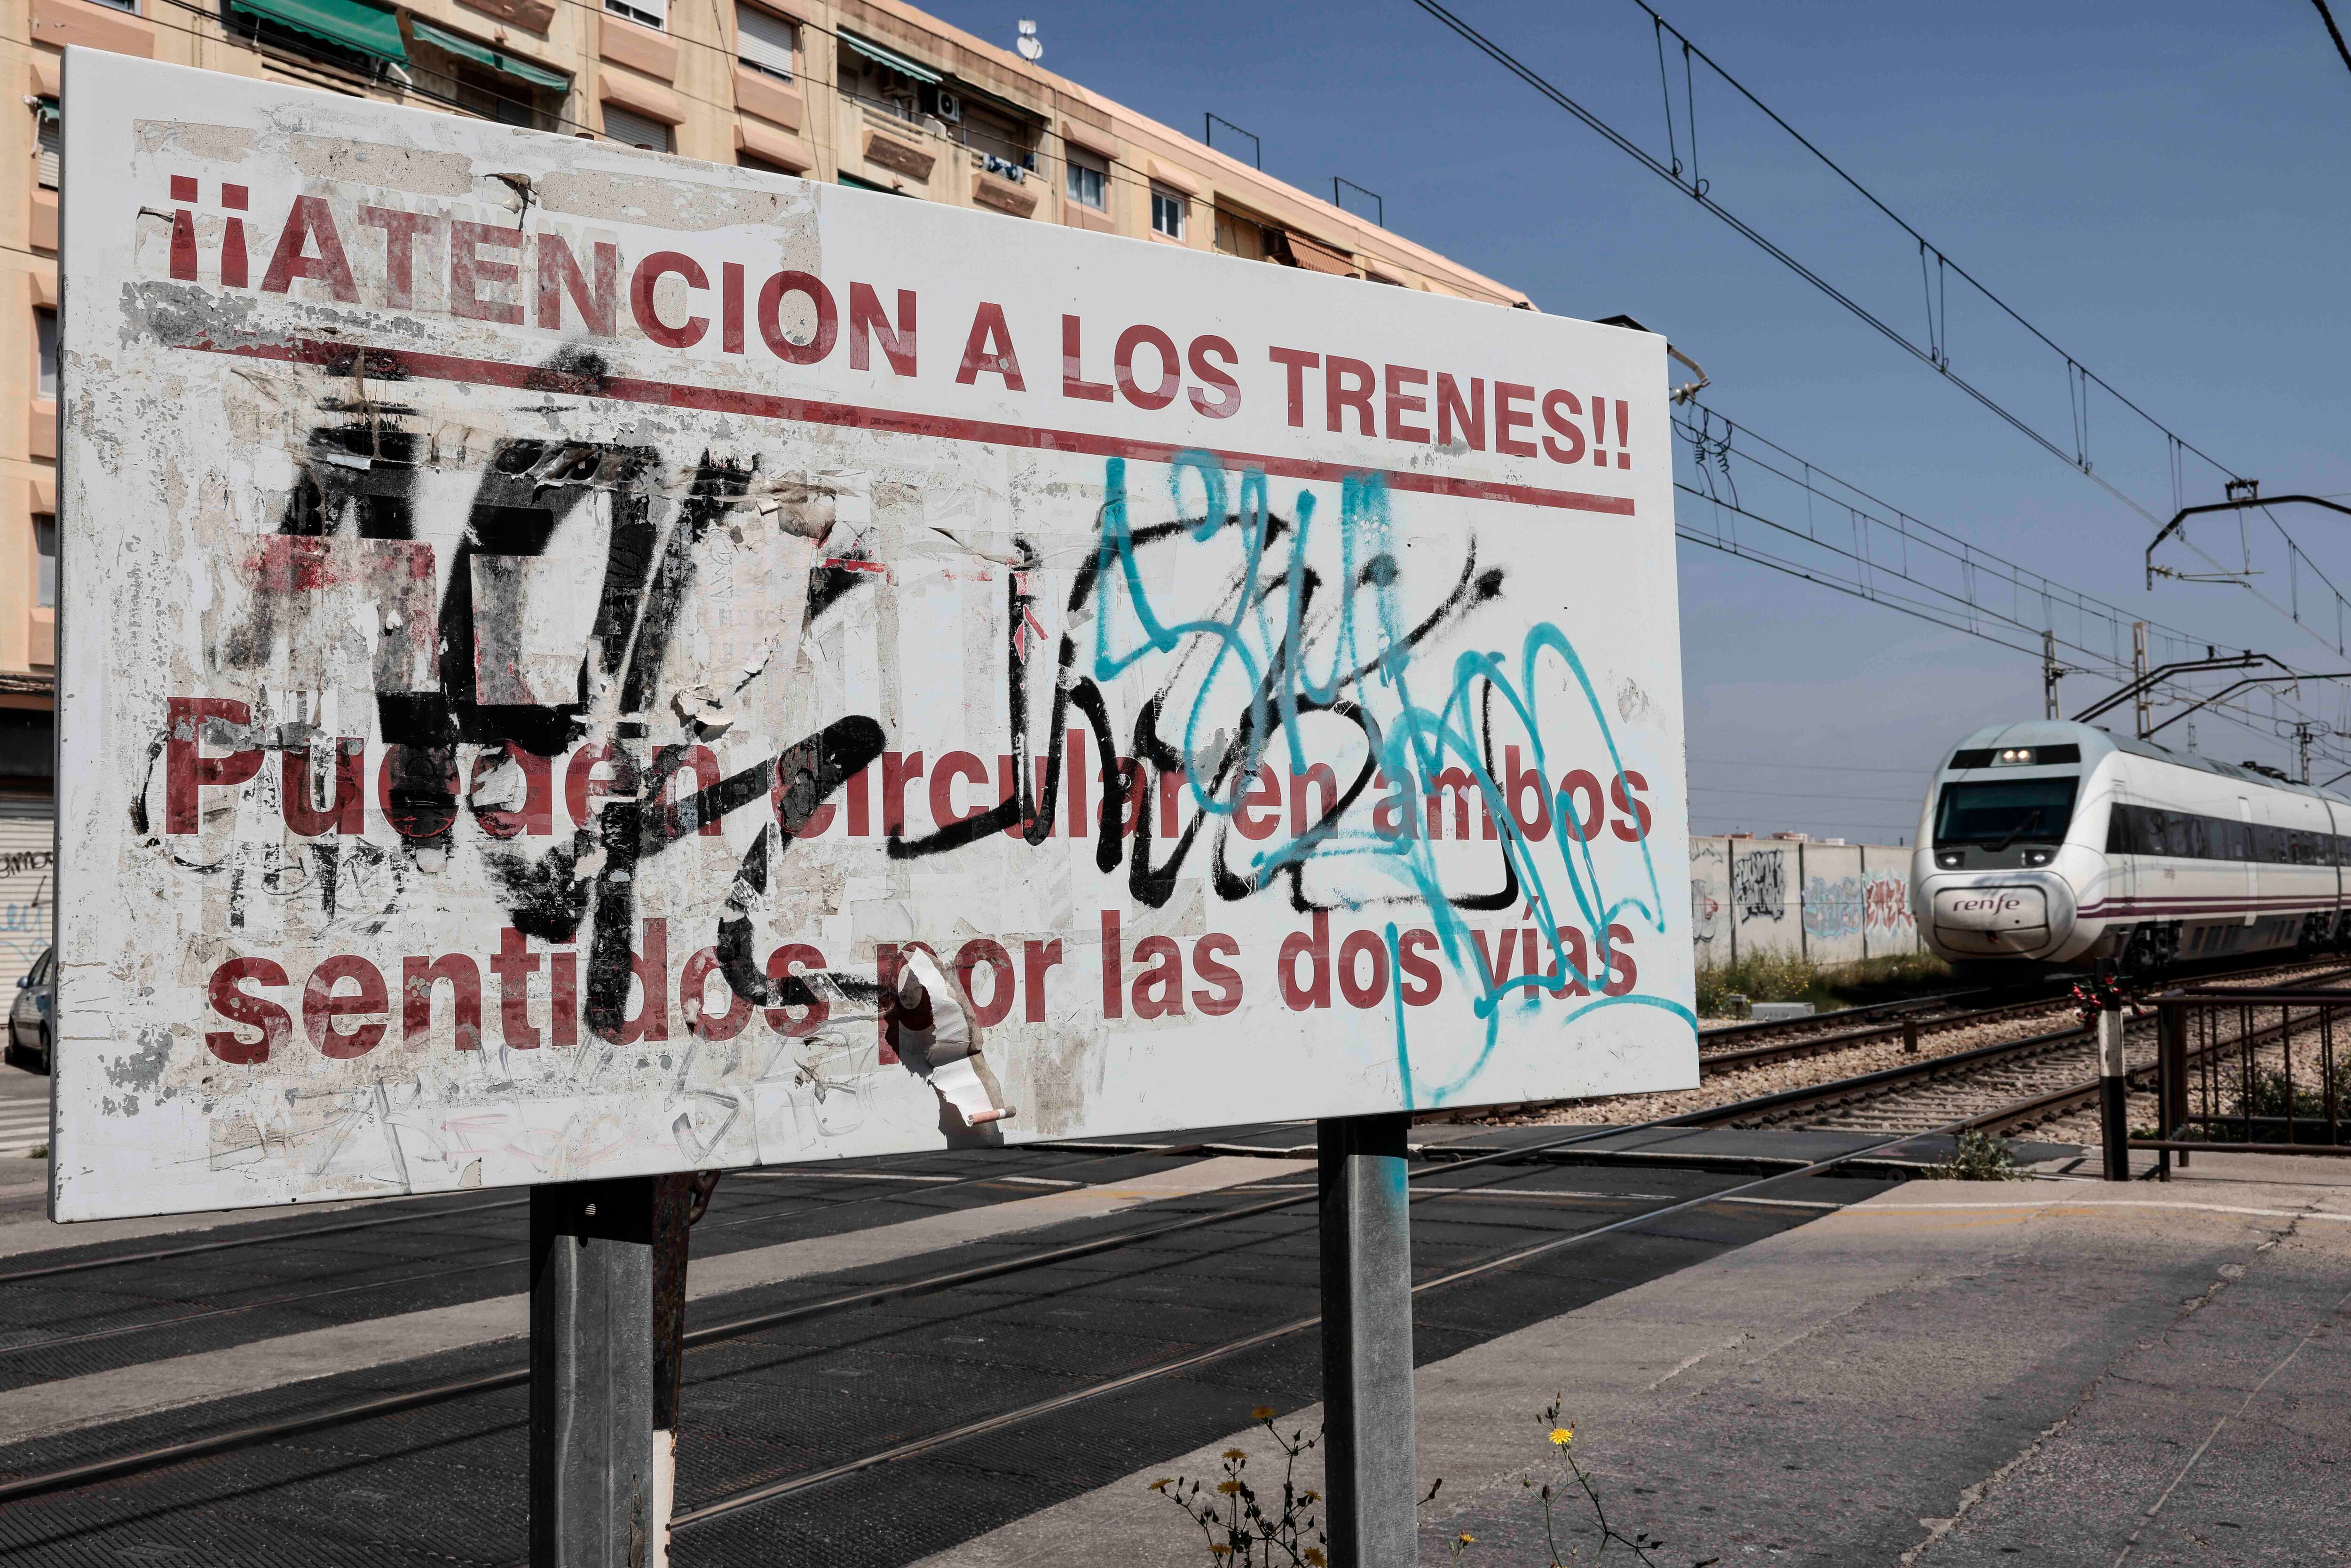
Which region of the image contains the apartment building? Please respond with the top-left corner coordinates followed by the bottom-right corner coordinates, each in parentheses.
top-left (0, 0), bottom-right (1534, 985)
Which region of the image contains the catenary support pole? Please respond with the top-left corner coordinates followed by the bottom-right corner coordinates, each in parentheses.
top-left (2099, 1004), bottom-right (2131, 1181)
top-left (531, 1176), bottom-right (663, 1568)
top-left (1319, 1113), bottom-right (1418, 1567)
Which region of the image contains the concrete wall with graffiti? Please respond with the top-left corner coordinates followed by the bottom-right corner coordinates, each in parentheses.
top-left (1692, 837), bottom-right (1919, 968)
top-left (1689, 837), bottom-right (1729, 969)
top-left (1798, 843), bottom-right (1865, 965)
top-left (1726, 838), bottom-right (1799, 959)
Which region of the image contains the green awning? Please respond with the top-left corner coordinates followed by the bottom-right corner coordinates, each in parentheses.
top-left (412, 19), bottom-right (571, 90)
top-left (230, 0), bottom-right (407, 63)
top-left (839, 31), bottom-right (940, 85)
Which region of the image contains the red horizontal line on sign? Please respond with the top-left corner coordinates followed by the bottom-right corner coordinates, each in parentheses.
top-left (171, 335), bottom-right (1639, 518)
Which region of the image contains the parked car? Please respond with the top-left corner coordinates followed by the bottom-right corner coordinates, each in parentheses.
top-left (6, 947), bottom-right (52, 1075)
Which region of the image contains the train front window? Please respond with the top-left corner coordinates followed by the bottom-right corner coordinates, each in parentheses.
top-left (1934, 778), bottom-right (2078, 848)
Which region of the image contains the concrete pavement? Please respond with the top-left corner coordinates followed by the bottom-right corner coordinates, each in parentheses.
top-left (928, 1156), bottom-right (2351, 1568)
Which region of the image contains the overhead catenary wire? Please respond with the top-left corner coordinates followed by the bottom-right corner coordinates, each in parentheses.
top-left (1685, 758), bottom-right (1940, 774)
top-left (1672, 402), bottom-right (2351, 774)
top-left (1406, 0), bottom-right (2232, 518)
top-left (61, 4), bottom-right (2343, 781)
top-left (2312, 0), bottom-right (2351, 79)
top-left (1409, 0), bottom-right (2351, 657)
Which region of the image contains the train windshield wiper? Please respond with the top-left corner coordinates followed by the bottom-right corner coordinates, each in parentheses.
top-left (1988, 808), bottom-right (2045, 853)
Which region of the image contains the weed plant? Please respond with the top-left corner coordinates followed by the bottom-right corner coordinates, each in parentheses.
top-left (1925, 1129), bottom-right (2024, 1180)
top-left (1151, 1399), bottom-right (1717, 1566)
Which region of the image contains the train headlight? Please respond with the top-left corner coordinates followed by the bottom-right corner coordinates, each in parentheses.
top-left (1994, 748), bottom-right (2034, 765)
top-left (2023, 848), bottom-right (2054, 866)
top-left (1936, 850), bottom-right (1963, 868)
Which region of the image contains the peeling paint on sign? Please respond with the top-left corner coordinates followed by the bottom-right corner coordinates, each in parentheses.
top-left (53, 52), bottom-right (1694, 1221)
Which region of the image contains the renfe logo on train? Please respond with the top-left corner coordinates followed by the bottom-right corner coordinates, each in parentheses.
top-left (50, 52), bottom-right (1692, 1221)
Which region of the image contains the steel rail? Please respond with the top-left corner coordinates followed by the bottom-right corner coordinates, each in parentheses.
top-left (0, 1157), bottom-right (1170, 1365)
top-left (1699, 993), bottom-right (2074, 1074)
top-left (1680, 1019), bottom-right (2098, 1128)
top-left (1693, 984), bottom-right (2002, 1046)
top-left (11, 956), bottom-right (2346, 1507)
top-left (657, 980), bottom-right (2351, 1536)
top-left (0, 956), bottom-right (2312, 1294)
top-left (1692, 951), bottom-right (2335, 1064)
top-left (0, 1113), bottom-right (1713, 1507)
top-left (1964, 990), bottom-right (2351, 1139)
top-left (1692, 953), bottom-right (2351, 1079)
top-left (0, 1196), bottom-right (532, 1287)
top-left (1690, 968), bottom-right (2351, 1139)
top-left (664, 1115), bottom-right (1987, 1533)
top-left (0, 1146), bottom-right (1185, 1289)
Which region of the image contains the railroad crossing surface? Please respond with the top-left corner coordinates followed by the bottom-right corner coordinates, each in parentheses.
top-left (949, 1149), bottom-right (2351, 1568)
top-left (0, 1068), bottom-right (2344, 1566)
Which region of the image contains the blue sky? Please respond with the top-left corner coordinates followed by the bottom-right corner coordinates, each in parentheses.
top-left (925, 0), bottom-right (2351, 843)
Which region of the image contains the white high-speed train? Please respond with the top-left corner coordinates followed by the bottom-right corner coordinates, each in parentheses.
top-left (1911, 720), bottom-right (2351, 972)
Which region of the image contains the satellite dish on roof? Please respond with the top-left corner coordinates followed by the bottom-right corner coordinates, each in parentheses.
top-left (1016, 19), bottom-right (1042, 61)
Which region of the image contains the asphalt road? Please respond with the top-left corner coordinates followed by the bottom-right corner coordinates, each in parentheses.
top-left (0, 1123), bottom-right (1902, 1567)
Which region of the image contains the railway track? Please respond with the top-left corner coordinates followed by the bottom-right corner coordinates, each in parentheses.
top-left (1680, 962), bottom-right (2351, 1141)
top-left (656, 1126), bottom-right (1937, 1544)
top-left (9, 955), bottom-right (2345, 1553)
top-left (0, 1111), bottom-right (1780, 1510)
top-left (0, 1058), bottom-right (2093, 1556)
top-left (1692, 952), bottom-right (2351, 1078)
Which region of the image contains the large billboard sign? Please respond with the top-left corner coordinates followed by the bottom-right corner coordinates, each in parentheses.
top-left (53, 52), bottom-right (1692, 1220)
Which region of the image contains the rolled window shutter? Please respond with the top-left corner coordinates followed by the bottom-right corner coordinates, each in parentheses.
top-left (601, 103), bottom-right (673, 152)
top-left (736, 5), bottom-right (796, 79)
top-left (35, 107), bottom-right (59, 189)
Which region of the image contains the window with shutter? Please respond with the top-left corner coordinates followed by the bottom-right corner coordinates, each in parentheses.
top-left (33, 103), bottom-right (58, 190)
top-left (601, 103), bottom-right (674, 153)
top-left (1065, 151), bottom-right (1106, 211)
top-left (32, 516), bottom-right (55, 610)
top-left (35, 309), bottom-right (56, 401)
top-left (604, 0), bottom-right (667, 30)
top-left (736, 4), bottom-right (796, 80)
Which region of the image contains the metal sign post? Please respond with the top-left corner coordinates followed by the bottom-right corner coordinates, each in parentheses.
top-left (2098, 1004), bottom-right (2130, 1181)
top-left (529, 1174), bottom-right (703, 1567)
top-left (529, 1178), bottom-right (661, 1567)
top-left (1319, 1114), bottom-right (1418, 1567)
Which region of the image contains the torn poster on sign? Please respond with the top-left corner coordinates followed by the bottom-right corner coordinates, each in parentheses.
top-left (51, 50), bottom-right (1693, 1221)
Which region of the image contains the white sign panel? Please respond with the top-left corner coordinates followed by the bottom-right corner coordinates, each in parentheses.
top-left (54, 52), bottom-right (1692, 1220)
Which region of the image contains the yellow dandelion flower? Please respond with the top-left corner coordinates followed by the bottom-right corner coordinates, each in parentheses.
top-left (1548, 1426), bottom-right (1574, 1447)
top-left (1147, 1478), bottom-right (1173, 1492)
top-left (1217, 1480), bottom-right (1242, 1495)
top-left (1223, 1449), bottom-right (1248, 1462)
top-left (1304, 1551), bottom-right (1326, 1567)
top-left (1251, 1405), bottom-right (1276, 1420)
top-left (1210, 1548), bottom-right (1233, 1558)
top-left (1458, 1533), bottom-right (1477, 1544)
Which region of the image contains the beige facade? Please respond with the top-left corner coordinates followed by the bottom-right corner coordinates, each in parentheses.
top-left (0, 0), bottom-right (1532, 826)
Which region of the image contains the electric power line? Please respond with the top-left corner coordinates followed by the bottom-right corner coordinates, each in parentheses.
top-left (1409, 0), bottom-right (2351, 659)
top-left (1672, 401), bottom-right (2351, 773)
top-left (2313, 0), bottom-right (2351, 78)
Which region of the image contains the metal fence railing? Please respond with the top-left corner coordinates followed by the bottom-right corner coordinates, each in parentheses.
top-left (2145, 989), bottom-right (2351, 1177)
